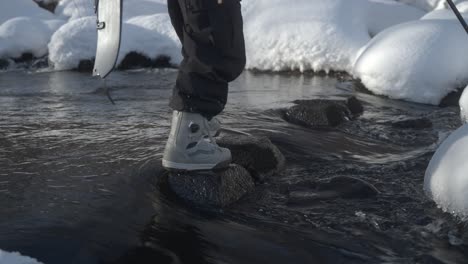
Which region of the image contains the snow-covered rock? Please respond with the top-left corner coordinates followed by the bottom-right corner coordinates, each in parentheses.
top-left (0, 17), bottom-right (62, 59)
top-left (48, 16), bottom-right (97, 70)
top-left (242, 0), bottom-right (371, 73)
top-left (354, 19), bottom-right (468, 105)
top-left (55, 0), bottom-right (168, 21)
top-left (425, 124), bottom-right (468, 220)
top-left (124, 14), bottom-right (181, 64)
top-left (49, 13), bottom-right (181, 70)
top-left (0, 249), bottom-right (43, 264)
top-left (460, 86), bottom-right (468, 123)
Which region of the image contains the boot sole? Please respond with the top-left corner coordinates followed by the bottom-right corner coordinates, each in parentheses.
top-left (162, 159), bottom-right (231, 171)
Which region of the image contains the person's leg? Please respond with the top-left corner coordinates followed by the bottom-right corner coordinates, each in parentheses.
top-left (169, 0), bottom-right (246, 117)
top-left (163, 0), bottom-right (246, 171)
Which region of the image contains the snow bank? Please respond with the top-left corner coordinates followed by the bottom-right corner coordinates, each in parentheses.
top-left (0, 17), bottom-right (61, 59)
top-left (242, 0), bottom-right (371, 73)
top-left (0, 0), bottom-right (65, 60)
top-left (1, 0), bottom-right (450, 75)
top-left (49, 14), bottom-right (181, 70)
top-left (425, 124), bottom-right (468, 220)
top-left (354, 20), bottom-right (468, 105)
top-left (0, 249), bottom-right (43, 264)
top-left (55, 0), bottom-right (167, 21)
top-left (48, 16), bottom-right (97, 70)
top-left (124, 14), bottom-right (182, 63)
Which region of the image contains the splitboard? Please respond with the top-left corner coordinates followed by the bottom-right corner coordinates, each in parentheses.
top-left (93, 0), bottom-right (123, 78)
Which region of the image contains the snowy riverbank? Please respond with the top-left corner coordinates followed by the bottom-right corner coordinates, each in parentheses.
top-left (2, 0), bottom-right (468, 106)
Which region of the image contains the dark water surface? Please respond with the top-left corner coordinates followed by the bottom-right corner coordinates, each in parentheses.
top-left (0, 69), bottom-right (467, 264)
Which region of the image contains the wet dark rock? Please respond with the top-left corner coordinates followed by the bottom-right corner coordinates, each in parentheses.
top-left (151, 55), bottom-right (172, 68)
top-left (345, 96), bottom-right (365, 115)
top-left (118, 52), bottom-right (172, 70)
top-left (32, 57), bottom-right (49, 69)
top-left (167, 165), bottom-right (255, 208)
top-left (217, 135), bottom-right (286, 182)
top-left (78, 59), bottom-right (94, 72)
top-left (391, 117), bottom-right (432, 130)
top-left (34, 0), bottom-right (59, 13)
top-left (13, 52), bottom-right (34, 64)
top-left (283, 96), bottom-right (363, 128)
top-left (318, 176), bottom-right (379, 198)
top-left (415, 216), bottom-right (433, 226)
top-left (110, 246), bottom-right (176, 264)
top-left (414, 254), bottom-right (447, 264)
top-left (288, 176), bottom-right (379, 206)
top-left (119, 52), bottom-right (151, 69)
top-left (0, 59), bottom-right (9, 69)
top-left (439, 89), bottom-right (463, 107)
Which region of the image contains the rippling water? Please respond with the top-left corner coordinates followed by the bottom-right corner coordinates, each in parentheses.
top-left (0, 69), bottom-right (467, 264)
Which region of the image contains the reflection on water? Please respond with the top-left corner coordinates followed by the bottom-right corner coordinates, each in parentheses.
top-left (0, 69), bottom-right (467, 264)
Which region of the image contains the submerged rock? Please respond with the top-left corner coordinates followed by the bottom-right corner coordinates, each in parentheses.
top-left (166, 134), bottom-right (284, 207)
top-left (439, 89), bottom-right (463, 107)
top-left (118, 52), bottom-right (172, 70)
top-left (391, 117), bottom-right (432, 129)
top-left (217, 135), bottom-right (286, 182)
top-left (31, 57), bottom-right (49, 69)
top-left (0, 59), bottom-right (9, 70)
top-left (78, 59), bottom-right (94, 72)
top-left (168, 165), bottom-right (255, 208)
top-left (283, 96), bottom-right (363, 128)
top-left (13, 52), bottom-right (34, 64)
top-left (318, 176), bottom-right (379, 199)
top-left (288, 176), bottom-right (379, 206)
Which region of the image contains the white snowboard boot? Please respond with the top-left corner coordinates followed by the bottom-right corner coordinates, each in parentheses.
top-left (162, 111), bottom-right (231, 171)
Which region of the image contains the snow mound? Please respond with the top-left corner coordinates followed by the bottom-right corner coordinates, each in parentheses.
top-left (425, 124), bottom-right (468, 220)
top-left (54, 0), bottom-right (94, 21)
top-left (0, 0), bottom-right (54, 25)
top-left (354, 19), bottom-right (468, 105)
top-left (49, 14), bottom-right (181, 70)
top-left (124, 14), bottom-right (182, 64)
top-left (242, 0), bottom-right (371, 73)
top-left (55, 0), bottom-right (167, 21)
top-left (48, 16), bottom-right (97, 70)
top-left (0, 17), bottom-right (59, 59)
top-left (0, 249), bottom-right (43, 264)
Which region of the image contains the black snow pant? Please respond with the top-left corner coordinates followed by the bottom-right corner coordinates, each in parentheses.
top-left (167, 0), bottom-right (246, 118)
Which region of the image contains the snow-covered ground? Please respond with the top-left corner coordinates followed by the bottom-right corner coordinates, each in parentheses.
top-left (0, 249), bottom-right (43, 264)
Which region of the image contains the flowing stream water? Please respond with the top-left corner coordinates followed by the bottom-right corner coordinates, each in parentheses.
top-left (0, 69), bottom-right (467, 264)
